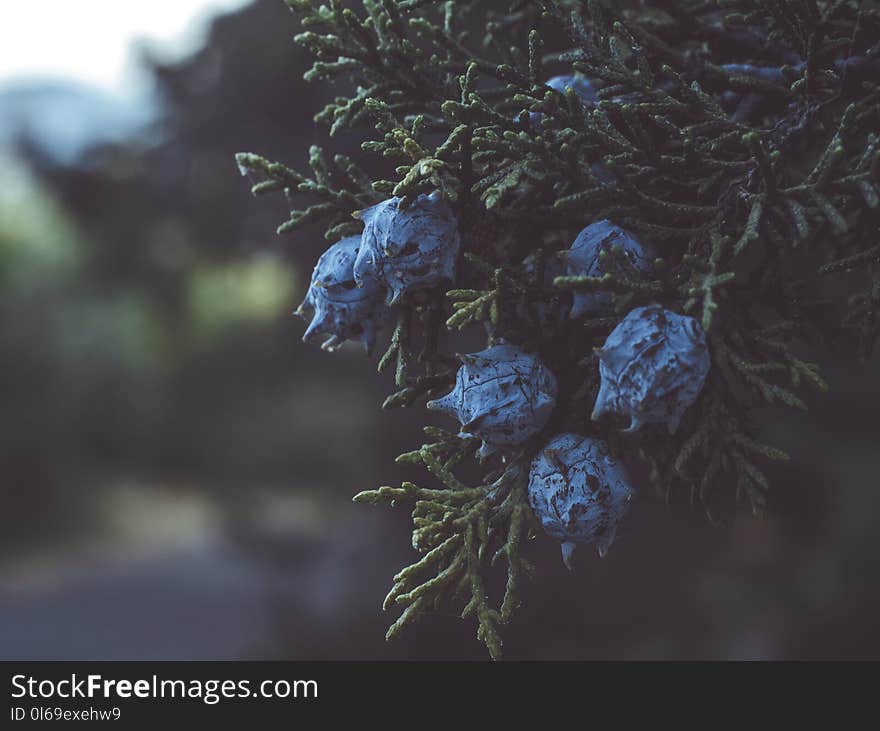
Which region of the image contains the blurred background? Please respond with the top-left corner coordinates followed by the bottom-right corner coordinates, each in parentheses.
top-left (0, 0), bottom-right (878, 661)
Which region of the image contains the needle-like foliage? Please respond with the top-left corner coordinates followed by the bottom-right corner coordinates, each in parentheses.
top-left (237, 0), bottom-right (879, 658)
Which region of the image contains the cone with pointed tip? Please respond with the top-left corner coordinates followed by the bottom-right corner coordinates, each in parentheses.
top-left (297, 235), bottom-right (385, 353)
top-left (528, 433), bottom-right (634, 565)
top-left (592, 304), bottom-right (710, 432)
top-left (427, 342), bottom-right (557, 455)
top-left (353, 191), bottom-right (460, 305)
top-left (562, 220), bottom-right (654, 318)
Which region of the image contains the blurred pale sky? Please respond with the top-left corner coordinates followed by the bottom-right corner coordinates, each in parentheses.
top-left (0, 0), bottom-right (250, 92)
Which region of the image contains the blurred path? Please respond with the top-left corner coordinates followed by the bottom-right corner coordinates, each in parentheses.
top-left (0, 485), bottom-right (305, 660)
top-left (0, 540), bottom-right (286, 660)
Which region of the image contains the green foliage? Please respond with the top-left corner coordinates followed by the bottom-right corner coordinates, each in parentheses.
top-left (237, 0), bottom-right (880, 657)
top-left (354, 441), bottom-right (531, 660)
